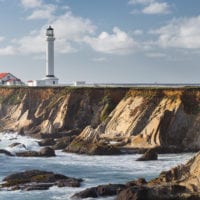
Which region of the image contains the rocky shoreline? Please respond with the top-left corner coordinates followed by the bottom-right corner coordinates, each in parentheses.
top-left (0, 170), bottom-right (83, 191)
top-left (1, 150), bottom-right (200, 200)
top-left (1, 87), bottom-right (200, 199)
top-left (72, 152), bottom-right (200, 199)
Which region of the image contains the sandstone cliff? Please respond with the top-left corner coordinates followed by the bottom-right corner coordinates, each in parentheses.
top-left (1, 87), bottom-right (200, 151)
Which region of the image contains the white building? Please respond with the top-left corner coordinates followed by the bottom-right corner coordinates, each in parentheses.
top-left (73, 81), bottom-right (86, 86)
top-left (0, 73), bottom-right (24, 86)
top-left (28, 26), bottom-right (59, 87)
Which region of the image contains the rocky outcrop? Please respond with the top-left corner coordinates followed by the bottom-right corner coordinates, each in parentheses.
top-left (38, 139), bottom-right (56, 146)
top-left (0, 149), bottom-right (13, 156)
top-left (116, 152), bottom-right (200, 200)
top-left (72, 152), bottom-right (200, 199)
top-left (65, 140), bottom-right (121, 155)
top-left (0, 170), bottom-right (83, 191)
top-left (72, 184), bottom-right (126, 199)
top-left (136, 149), bottom-right (158, 161)
top-left (1, 87), bottom-right (200, 152)
top-left (16, 147), bottom-right (55, 157)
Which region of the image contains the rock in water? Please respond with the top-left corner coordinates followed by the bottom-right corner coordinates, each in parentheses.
top-left (15, 147), bottom-right (56, 157)
top-left (0, 170), bottom-right (83, 191)
top-left (66, 140), bottom-right (121, 155)
top-left (116, 152), bottom-right (200, 199)
top-left (9, 142), bottom-right (26, 149)
top-left (72, 184), bottom-right (126, 199)
top-left (39, 147), bottom-right (55, 157)
top-left (136, 149), bottom-right (158, 161)
top-left (0, 149), bottom-right (13, 156)
top-left (38, 139), bottom-right (55, 146)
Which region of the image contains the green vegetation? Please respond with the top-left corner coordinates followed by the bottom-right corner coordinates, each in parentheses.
top-left (100, 95), bottom-right (115, 122)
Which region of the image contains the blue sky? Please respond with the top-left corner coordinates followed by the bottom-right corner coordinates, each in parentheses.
top-left (0, 0), bottom-right (200, 83)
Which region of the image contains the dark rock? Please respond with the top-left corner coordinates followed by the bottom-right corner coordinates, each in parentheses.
top-left (0, 149), bottom-right (13, 156)
top-left (15, 147), bottom-right (55, 157)
top-left (52, 136), bottom-right (74, 150)
top-left (0, 170), bottom-right (83, 191)
top-left (72, 184), bottom-right (125, 199)
top-left (9, 143), bottom-right (26, 149)
top-left (116, 186), bottom-right (150, 200)
top-left (39, 147), bottom-right (56, 157)
top-left (66, 140), bottom-right (121, 155)
top-left (22, 183), bottom-right (54, 191)
top-left (136, 149), bottom-right (158, 161)
top-left (16, 151), bottom-right (40, 157)
top-left (38, 139), bottom-right (56, 146)
top-left (57, 178), bottom-right (83, 187)
top-left (126, 178), bottom-right (147, 187)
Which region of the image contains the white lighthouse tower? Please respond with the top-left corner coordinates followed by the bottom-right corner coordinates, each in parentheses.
top-left (44, 26), bottom-right (58, 85)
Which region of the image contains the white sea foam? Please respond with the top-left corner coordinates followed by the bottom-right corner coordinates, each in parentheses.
top-left (0, 132), bottom-right (40, 153)
top-left (0, 132), bottom-right (195, 200)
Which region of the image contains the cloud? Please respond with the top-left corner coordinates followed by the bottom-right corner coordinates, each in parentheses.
top-left (132, 29), bottom-right (143, 36)
top-left (92, 57), bottom-right (107, 62)
top-left (21, 0), bottom-right (42, 8)
top-left (152, 16), bottom-right (200, 49)
top-left (146, 52), bottom-right (167, 58)
top-left (21, 0), bottom-right (56, 20)
top-left (51, 11), bottom-right (95, 41)
top-left (0, 46), bottom-right (17, 56)
top-left (128, 0), bottom-right (153, 5)
top-left (0, 1), bottom-right (137, 56)
top-left (129, 0), bottom-right (170, 15)
top-left (142, 2), bottom-right (170, 14)
top-left (0, 9), bottom-right (96, 55)
top-left (0, 37), bottom-right (5, 42)
top-left (84, 27), bottom-right (138, 55)
top-left (27, 5), bottom-right (56, 20)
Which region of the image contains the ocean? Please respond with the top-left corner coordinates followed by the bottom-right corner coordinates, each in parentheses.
top-left (0, 133), bottom-right (194, 200)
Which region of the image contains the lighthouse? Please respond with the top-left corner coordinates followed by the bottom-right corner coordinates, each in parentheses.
top-left (44, 26), bottom-right (58, 85)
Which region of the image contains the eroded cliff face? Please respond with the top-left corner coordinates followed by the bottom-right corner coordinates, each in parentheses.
top-left (0, 87), bottom-right (127, 137)
top-left (69, 88), bottom-right (200, 152)
top-left (1, 87), bottom-right (200, 151)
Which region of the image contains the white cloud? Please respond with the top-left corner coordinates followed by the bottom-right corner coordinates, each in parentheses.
top-left (153, 16), bottom-right (200, 49)
top-left (92, 57), bottom-right (107, 62)
top-left (129, 0), bottom-right (170, 15)
top-left (132, 29), bottom-right (143, 36)
top-left (1, 10), bottom-right (96, 55)
top-left (84, 27), bottom-right (138, 55)
top-left (146, 52), bottom-right (167, 58)
top-left (128, 0), bottom-right (153, 5)
top-left (0, 46), bottom-right (17, 56)
top-left (21, 0), bottom-right (42, 8)
top-left (27, 5), bottom-right (56, 20)
top-left (142, 2), bottom-right (170, 14)
top-left (51, 11), bottom-right (95, 41)
top-left (1, 2), bottom-right (137, 56)
top-left (16, 34), bottom-right (45, 54)
top-left (0, 37), bottom-right (5, 42)
top-left (21, 0), bottom-right (56, 20)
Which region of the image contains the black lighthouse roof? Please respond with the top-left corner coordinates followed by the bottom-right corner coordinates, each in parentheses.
top-left (47, 26), bottom-right (53, 30)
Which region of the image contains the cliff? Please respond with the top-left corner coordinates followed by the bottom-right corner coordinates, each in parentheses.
top-left (1, 87), bottom-right (200, 152)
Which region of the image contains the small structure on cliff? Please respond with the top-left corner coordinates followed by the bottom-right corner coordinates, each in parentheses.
top-left (0, 73), bottom-right (24, 86)
top-left (28, 26), bottom-right (59, 87)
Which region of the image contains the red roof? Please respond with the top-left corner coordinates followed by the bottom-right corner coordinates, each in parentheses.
top-left (0, 73), bottom-right (9, 79)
